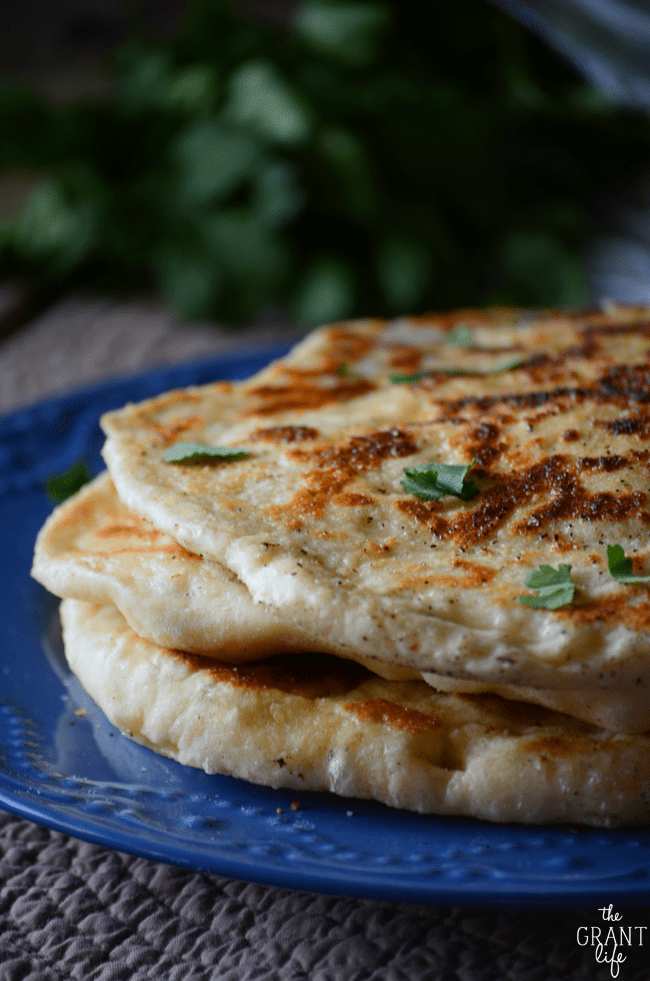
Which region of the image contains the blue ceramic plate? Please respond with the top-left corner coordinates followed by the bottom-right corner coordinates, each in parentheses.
top-left (2, 346), bottom-right (650, 909)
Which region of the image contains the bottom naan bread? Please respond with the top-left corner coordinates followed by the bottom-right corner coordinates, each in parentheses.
top-left (61, 598), bottom-right (650, 826)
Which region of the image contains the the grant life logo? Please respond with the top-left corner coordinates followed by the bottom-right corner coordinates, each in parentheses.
top-left (577, 904), bottom-right (647, 977)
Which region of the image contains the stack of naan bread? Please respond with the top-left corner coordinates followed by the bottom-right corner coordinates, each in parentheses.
top-left (32, 305), bottom-right (650, 826)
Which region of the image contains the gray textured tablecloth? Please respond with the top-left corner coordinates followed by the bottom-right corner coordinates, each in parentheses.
top-left (2, 295), bottom-right (649, 980)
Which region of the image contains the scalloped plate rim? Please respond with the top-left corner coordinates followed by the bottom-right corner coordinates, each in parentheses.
top-left (2, 345), bottom-right (650, 909)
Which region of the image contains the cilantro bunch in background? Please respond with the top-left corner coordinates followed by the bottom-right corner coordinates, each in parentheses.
top-left (1, 0), bottom-right (650, 327)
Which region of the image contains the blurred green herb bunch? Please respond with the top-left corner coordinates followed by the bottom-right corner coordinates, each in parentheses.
top-left (2, 0), bottom-right (650, 326)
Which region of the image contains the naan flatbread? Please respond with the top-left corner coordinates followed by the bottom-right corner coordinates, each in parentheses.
top-left (32, 471), bottom-right (312, 661)
top-left (33, 472), bottom-right (650, 731)
top-left (31, 471), bottom-right (418, 679)
top-left (422, 673), bottom-right (650, 733)
top-left (60, 598), bottom-right (650, 826)
top-left (101, 305), bottom-right (650, 691)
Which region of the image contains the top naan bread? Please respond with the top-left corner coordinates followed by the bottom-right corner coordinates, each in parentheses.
top-left (101, 305), bottom-right (650, 691)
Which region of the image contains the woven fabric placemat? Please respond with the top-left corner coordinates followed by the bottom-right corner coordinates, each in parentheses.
top-left (4, 810), bottom-right (649, 981)
top-left (2, 295), bottom-right (649, 980)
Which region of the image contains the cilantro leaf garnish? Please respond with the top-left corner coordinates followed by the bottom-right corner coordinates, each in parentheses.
top-left (446, 325), bottom-right (473, 347)
top-left (389, 358), bottom-right (524, 384)
top-left (163, 442), bottom-right (249, 463)
top-left (489, 357), bottom-right (525, 372)
top-left (335, 362), bottom-right (361, 378)
top-left (607, 543), bottom-right (650, 585)
top-left (517, 564), bottom-right (575, 609)
top-left (439, 357), bottom-right (525, 375)
top-left (401, 459), bottom-right (479, 501)
top-left (45, 460), bottom-right (92, 503)
top-left (389, 371), bottom-right (430, 384)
